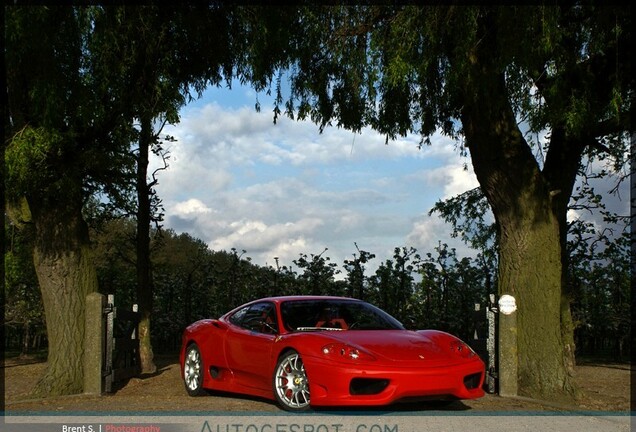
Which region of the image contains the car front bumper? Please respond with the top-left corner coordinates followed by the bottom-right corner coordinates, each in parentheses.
top-left (303, 355), bottom-right (485, 407)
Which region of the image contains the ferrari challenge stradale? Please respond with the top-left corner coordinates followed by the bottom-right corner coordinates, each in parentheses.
top-left (179, 296), bottom-right (485, 411)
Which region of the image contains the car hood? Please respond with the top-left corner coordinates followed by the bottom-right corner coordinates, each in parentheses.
top-left (326, 330), bottom-right (466, 366)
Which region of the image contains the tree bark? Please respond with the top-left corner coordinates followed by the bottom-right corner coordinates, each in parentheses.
top-left (543, 127), bottom-right (588, 377)
top-left (137, 115), bottom-right (157, 375)
top-left (497, 208), bottom-right (574, 399)
top-left (29, 194), bottom-right (98, 396)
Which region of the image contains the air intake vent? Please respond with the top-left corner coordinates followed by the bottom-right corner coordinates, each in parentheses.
top-left (350, 378), bottom-right (389, 395)
top-left (463, 372), bottom-right (482, 390)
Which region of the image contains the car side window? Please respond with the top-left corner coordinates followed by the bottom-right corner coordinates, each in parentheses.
top-left (229, 306), bottom-right (249, 326)
top-left (230, 302), bottom-right (278, 335)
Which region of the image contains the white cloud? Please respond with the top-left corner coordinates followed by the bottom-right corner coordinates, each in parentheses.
top-left (411, 158), bottom-right (478, 200)
top-left (172, 199), bottom-right (214, 216)
top-left (210, 218), bottom-right (323, 253)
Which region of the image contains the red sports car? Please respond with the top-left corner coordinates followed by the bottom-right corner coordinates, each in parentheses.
top-left (180, 296), bottom-right (485, 411)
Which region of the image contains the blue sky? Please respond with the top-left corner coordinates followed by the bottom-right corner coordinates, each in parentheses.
top-left (149, 81), bottom-right (629, 275)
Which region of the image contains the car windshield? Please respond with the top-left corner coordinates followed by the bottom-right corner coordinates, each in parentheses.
top-left (280, 299), bottom-right (405, 332)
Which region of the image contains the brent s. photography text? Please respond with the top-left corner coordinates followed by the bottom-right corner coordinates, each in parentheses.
top-left (62, 426), bottom-right (161, 432)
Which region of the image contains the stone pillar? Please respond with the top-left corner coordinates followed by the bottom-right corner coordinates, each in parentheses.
top-left (84, 292), bottom-right (105, 395)
top-left (497, 294), bottom-right (518, 397)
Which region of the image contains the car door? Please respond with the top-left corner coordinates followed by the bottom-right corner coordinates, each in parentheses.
top-left (224, 301), bottom-right (278, 391)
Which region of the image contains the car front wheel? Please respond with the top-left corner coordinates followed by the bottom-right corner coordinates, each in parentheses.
top-left (183, 343), bottom-right (206, 396)
top-left (273, 350), bottom-right (310, 411)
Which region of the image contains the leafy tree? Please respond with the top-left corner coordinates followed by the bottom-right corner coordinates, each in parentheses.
top-left (222, 248), bottom-right (250, 307)
top-left (259, 257), bottom-right (296, 297)
top-left (368, 246), bottom-right (419, 322)
top-left (90, 217), bottom-right (137, 306)
top-left (93, 4), bottom-right (242, 374)
top-left (293, 248), bottom-right (340, 296)
top-left (391, 246), bottom-right (420, 320)
top-left (266, 258), bottom-right (299, 297)
top-left (151, 230), bottom-right (216, 351)
top-left (248, 5), bottom-right (631, 400)
top-left (342, 243), bottom-right (375, 300)
top-left (414, 259), bottom-right (444, 330)
top-left (99, 7), bottom-right (178, 375)
top-left (568, 219), bottom-right (630, 360)
top-left (4, 3), bottom-right (249, 394)
top-left (5, 6), bottom-right (135, 396)
top-left (430, 188), bottom-right (498, 297)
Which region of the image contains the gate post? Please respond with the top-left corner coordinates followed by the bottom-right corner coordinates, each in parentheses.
top-left (486, 294), bottom-right (498, 394)
top-left (104, 294), bottom-right (115, 392)
top-left (497, 294), bottom-right (518, 397)
top-left (84, 292), bottom-right (106, 394)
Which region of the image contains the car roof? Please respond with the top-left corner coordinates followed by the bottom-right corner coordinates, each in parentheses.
top-left (222, 296), bottom-right (366, 316)
top-left (257, 295), bottom-right (362, 303)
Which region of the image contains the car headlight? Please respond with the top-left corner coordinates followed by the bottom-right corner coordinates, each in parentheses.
top-left (450, 340), bottom-right (477, 358)
top-left (322, 343), bottom-right (376, 362)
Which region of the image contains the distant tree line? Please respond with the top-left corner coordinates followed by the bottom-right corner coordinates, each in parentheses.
top-left (5, 202), bottom-right (629, 361)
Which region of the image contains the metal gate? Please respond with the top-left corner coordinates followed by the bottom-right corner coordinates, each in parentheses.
top-left (471, 294), bottom-right (498, 394)
top-left (103, 294), bottom-right (141, 392)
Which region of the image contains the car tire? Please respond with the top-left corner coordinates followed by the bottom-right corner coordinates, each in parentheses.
top-left (273, 350), bottom-right (311, 411)
top-left (183, 343), bottom-right (206, 396)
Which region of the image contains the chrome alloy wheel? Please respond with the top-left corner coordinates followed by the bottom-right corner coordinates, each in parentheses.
top-left (184, 344), bottom-right (204, 396)
top-left (274, 351), bottom-right (310, 411)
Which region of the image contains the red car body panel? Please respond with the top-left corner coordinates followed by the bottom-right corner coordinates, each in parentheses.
top-left (180, 296), bottom-right (485, 408)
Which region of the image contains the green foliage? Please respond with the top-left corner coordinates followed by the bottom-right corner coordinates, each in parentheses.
top-left (5, 6), bottom-right (141, 216)
top-left (90, 218), bottom-right (137, 303)
top-left (367, 246), bottom-right (419, 321)
top-left (342, 244), bottom-right (375, 300)
top-left (568, 223), bottom-right (630, 359)
top-left (265, 5), bottom-right (629, 145)
top-left (293, 249), bottom-right (341, 296)
top-left (5, 127), bottom-right (67, 201)
top-left (429, 188), bottom-right (497, 255)
top-left (4, 218), bottom-right (45, 354)
top-left (412, 244), bottom-right (490, 342)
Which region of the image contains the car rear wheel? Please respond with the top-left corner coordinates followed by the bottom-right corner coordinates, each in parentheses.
top-left (184, 343), bottom-right (206, 396)
top-left (273, 350), bottom-right (310, 411)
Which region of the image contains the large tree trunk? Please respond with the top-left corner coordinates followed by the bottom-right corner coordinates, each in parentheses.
top-left (496, 202), bottom-right (575, 399)
top-left (137, 115), bottom-right (157, 375)
top-left (543, 127), bottom-right (588, 377)
top-left (460, 61), bottom-right (576, 400)
top-left (29, 195), bottom-right (98, 397)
